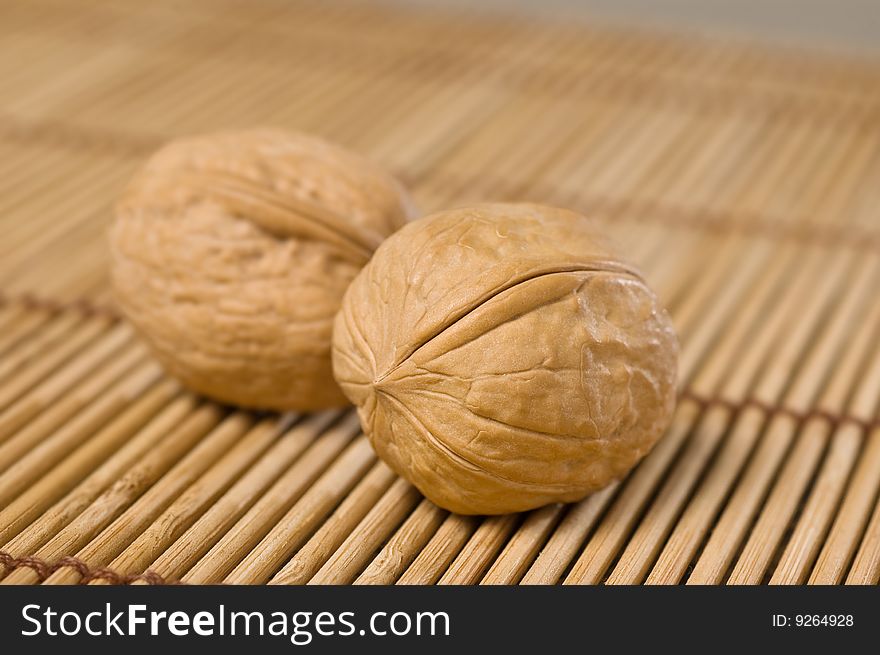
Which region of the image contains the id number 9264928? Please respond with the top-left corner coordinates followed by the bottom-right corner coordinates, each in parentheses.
top-left (771, 614), bottom-right (854, 628)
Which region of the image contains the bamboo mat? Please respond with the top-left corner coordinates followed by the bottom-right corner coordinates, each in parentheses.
top-left (1, 0), bottom-right (879, 586)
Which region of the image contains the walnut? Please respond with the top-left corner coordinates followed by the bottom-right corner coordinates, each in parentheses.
top-left (109, 129), bottom-right (416, 411)
top-left (332, 203), bottom-right (678, 514)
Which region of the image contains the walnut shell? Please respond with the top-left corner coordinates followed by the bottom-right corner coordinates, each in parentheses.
top-left (332, 203), bottom-right (678, 514)
top-left (110, 129), bottom-right (416, 411)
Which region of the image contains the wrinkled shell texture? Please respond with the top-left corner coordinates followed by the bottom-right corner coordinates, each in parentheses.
top-left (110, 129), bottom-right (415, 411)
top-left (333, 204), bottom-right (678, 515)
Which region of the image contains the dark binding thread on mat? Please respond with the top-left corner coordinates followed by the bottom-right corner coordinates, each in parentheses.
top-left (2, 292), bottom-right (875, 433)
top-left (0, 552), bottom-right (177, 585)
top-left (0, 291), bottom-right (119, 319)
top-left (0, 114), bottom-right (878, 253)
top-left (571, 196), bottom-right (880, 252)
top-left (0, 113), bottom-right (161, 157)
top-left (2, 288), bottom-right (877, 433)
top-left (397, 172), bottom-right (880, 253)
top-left (680, 389), bottom-right (879, 432)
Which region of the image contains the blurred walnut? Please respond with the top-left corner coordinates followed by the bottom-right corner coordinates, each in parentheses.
top-left (110, 129), bottom-right (415, 411)
top-left (333, 203), bottom-right (678, 514)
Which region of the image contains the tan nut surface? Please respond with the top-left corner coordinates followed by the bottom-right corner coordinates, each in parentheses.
top-left (333, 203), bottom-right (678, 515)
top-left (110, 129), bottom-right (415, 411)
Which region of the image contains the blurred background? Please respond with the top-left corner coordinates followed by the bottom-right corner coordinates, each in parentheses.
top-left (1, 0), bottom-right (877, 303)
top-left (396, 0), bottom-right (880, 51)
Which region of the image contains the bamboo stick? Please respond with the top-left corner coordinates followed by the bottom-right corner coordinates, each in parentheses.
top-left (482, 504), bottom-right (565, 585)
top-left (757, 266), bottom-right (880, 584)
top-left (439, 515), bottom-right (520, 585)
top-left (648, 253), bottom-right (876, 584)
top-left (307, 477), bottom-right (422, 585)
top-left (0, 379), bottom-right (181, 548)
top-left (1, 402), bottom-right (224, 585)
top-left (220, 435), bottom-right (375, 585)
top-left (686, 254), bottom-right (863, 584)
top-left (355, 500), bottom-right (448, 585)
top-left (141, 411), bottom-right (347, 582)
top-left (0, 308), bottom-right (51, 356)
top-left (0, 312), bottom-right (84, 384)
top-left (91, 413), bottom-right (310, 582)
top-left (0, 317), bottom-right (116, 426)
top-left (846, 460), bottom-right (880, 584)
top-left (0, 356), bottom-right (160, 504)
top-left (183, 414), bottom-right (361, 583)
top-left (39, 410), bottom-right (256, 585)
top-left (266, 462), bottom-right (399, 585)
top-left (520, 485), bottom-right (618, 584)
top-left (0, 390), bottom-right (195, 557)
top-left (809, 430), bottom-right (880, 584)
top-left (397, 514), bottom-right (481, 585)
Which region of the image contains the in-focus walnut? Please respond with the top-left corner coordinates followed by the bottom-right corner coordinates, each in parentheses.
top-left (110, 129), bottom-right (416, 411)
top-left (332, 203), bottom-right (678, 515)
